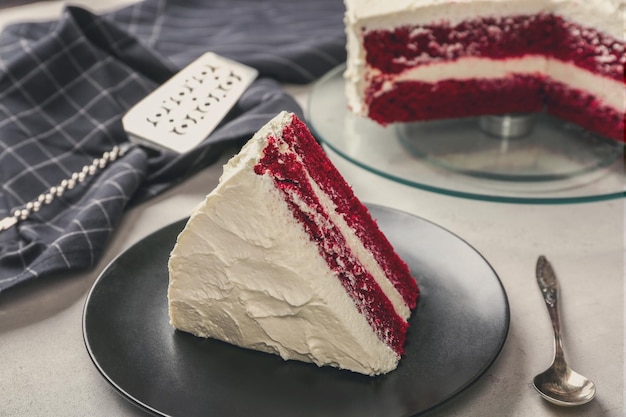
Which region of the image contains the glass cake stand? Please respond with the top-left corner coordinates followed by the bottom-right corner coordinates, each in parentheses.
top-left (306, 65), bottom-right (625, 204)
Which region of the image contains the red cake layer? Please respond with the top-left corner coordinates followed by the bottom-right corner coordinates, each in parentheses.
top-left (254, 118), bottom-right (412, 355)
top-left (551, 17), bottom-right (625, 82)
top-left (282, 116), bottom-right (418, 309)
top-left (544, 81), bottom-right (625, 141)
top-left (363, 14), bottom-right (625, 81)
top-left (367, 75), bottom-right (545, 124)
top-left (366, 75), bottom-right (625, 142)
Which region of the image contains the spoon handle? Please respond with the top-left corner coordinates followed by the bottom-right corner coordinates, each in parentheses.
top-left (536, 255), bottom-right (565, 360)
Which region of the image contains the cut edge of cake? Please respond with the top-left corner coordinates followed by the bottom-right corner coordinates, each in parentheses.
top-left (344, 0), bottom-right (626, 142)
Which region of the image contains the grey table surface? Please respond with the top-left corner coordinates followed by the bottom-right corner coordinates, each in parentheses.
top-left (0, 2), bottom-right (624, 416)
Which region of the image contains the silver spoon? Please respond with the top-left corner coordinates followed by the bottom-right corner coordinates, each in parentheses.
top-left (533, 255), bottom-right (596, 406)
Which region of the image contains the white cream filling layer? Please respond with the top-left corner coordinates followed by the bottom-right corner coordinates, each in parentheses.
top-left (389, 57), bottom-right (625, 111)
top-left (348, 56), bottom-right (625, 114)
top-left (302, 161), bottom-right (412, 321)
top-left (168, 111), bottom-right (400, 375)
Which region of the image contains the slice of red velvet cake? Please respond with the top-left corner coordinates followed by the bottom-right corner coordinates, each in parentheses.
top-left (344, 0), bottom-right (625, 142)
top-left (168, 111), bottom-right (418, 375)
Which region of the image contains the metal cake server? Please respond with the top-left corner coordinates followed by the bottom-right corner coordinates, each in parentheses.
top-left (0, 53), bottom-right (257, 233)
top-left (532, 255), bottom-right (596, 406)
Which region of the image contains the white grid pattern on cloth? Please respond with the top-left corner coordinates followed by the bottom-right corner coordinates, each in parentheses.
top-left (0, 0), bottom-right (345, 291)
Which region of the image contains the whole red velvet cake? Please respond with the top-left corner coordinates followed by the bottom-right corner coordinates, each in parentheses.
top-left (344, 0), bottom-right (625, 142)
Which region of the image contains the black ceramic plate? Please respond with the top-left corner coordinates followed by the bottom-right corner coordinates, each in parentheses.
top-left (83, 204), bottom-right (509, 417)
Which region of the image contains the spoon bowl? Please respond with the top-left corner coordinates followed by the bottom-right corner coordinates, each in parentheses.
top-left (533, 255), bottom-right (596, 406)
top-left (533, 359), bottom-right (596, 406)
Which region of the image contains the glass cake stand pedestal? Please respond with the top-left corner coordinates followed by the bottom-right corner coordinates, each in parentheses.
top-left (307, 65), bottom-right (624, 204)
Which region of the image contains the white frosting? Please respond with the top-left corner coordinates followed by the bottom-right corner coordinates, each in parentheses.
top-left (168, 111), bottom-right (402, 375)
top-left (344, 0), bottom-right (626, 116)
top-left (344, 0), bottom-right (625, 39)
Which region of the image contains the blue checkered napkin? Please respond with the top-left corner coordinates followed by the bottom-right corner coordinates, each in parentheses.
top-left (0, 0), bottom-right (346, 292)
